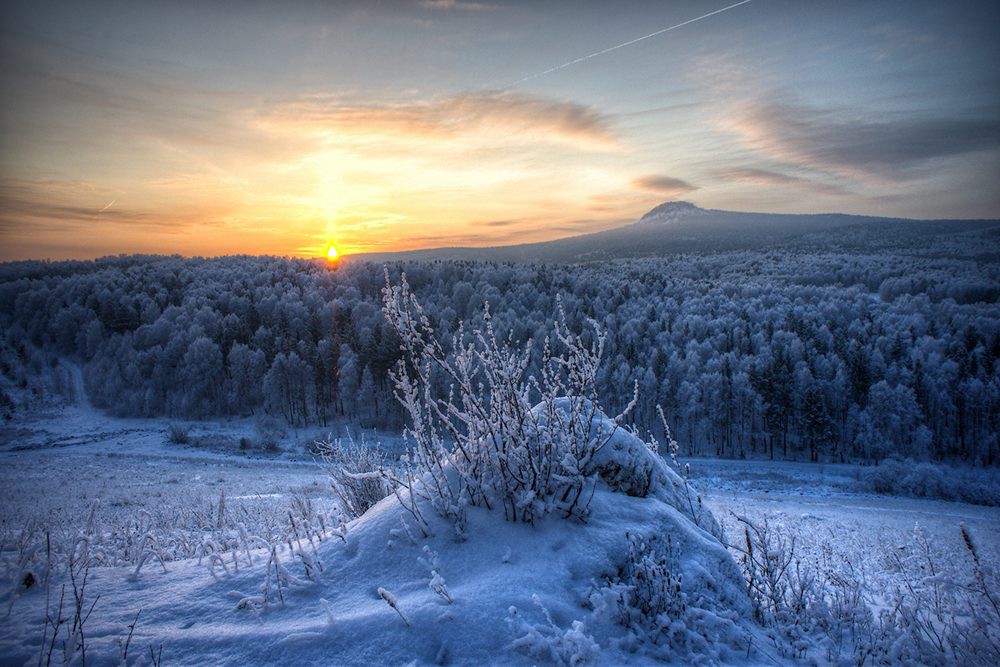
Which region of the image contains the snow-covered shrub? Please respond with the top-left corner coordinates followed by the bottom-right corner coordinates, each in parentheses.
top-left (383, 271), bottom-right (723, 538)
top-left (725, 514), bottom-right (837, 660)
top-left (717, 510), bottom-right (1000, 665)
top-left (382, 271), bottom-right (638, 527)
top-left (316, 434), bottom-right (394, 520)
top-left (508, 595), bottom-right (600, 666)
top-left (582, 528), bottom-right (749, 661)
top-left (610, 532), bottom-right (687, 637)
top-left (857, 459), bottom-right (1000, 506)
top-left (904, 461), bottom-right (950, 498)
top-left (254, 416), bottom-right (285, 452)
top-left (731, 514), bottom-right (798, 623)
top-left (428, 570), bottom-right (452, 604)
top-left (0, 388), bottom-right (14, 420)
top-left (37, 552), bottom-right (100, 667)
top-left (167, 423), bottom-right (189, 444)
top-left (877, 523), bottom-right (1000, 664)
top-left (377, 587), bottom-right (410, 626)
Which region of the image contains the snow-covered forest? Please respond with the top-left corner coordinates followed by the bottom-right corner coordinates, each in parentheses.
top-left (2, 225), bottom-right (998, 664)
top-left (2, 236), bottom-right (997, 466)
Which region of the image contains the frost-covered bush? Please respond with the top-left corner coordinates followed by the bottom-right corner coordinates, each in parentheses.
top-left (608, 532), bottom-right (687, 637)
top-left (382, 271), bottom-right (639, 528)
top-left (508, 596), bottom-right (601, 666)
top-left (254, 416), bottom-right (285, 452)
top-left (381, 273), bottom-right (750, 661)
top-left (871, 523), bottom-right (1000, 664)
top-left (904, 461), bottom-right (950, 497)
top-left (719, 512), bottom-right (1000, 665)
top-left (167, 423), bottom-right (189, 444)
top-left (858, 459), bottom-right (1000, 506)
top-left (577, 528), bottom-right (748, 662)
top-left (0, 490), bottom-right (337, 584)
top-left (315, 434), bottom-right (394, 519)
top-left (731, 515), bottom-right (801, 624)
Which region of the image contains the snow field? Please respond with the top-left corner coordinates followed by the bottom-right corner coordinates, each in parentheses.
top-left (2, 346), bottom-right (999, 667)
top-left (1, 419), bottom-right (997, 665)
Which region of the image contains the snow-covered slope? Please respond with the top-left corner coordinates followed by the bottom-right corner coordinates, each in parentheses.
top-left (352, 201), bottom-right (998, 264)
top-left (239, 405), bottom-right (753, 664)
top-left (1, 405), bottom-right (762, 665)
top-left (4, 397), bottom-right (998, 665)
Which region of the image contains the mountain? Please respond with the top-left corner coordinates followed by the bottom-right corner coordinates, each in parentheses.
top-left (350, 202), bottom-right (1000, 264)
top-left (635, 200), bottom-right (709, 225)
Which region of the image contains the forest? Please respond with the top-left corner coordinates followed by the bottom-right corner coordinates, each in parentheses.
top-left (0, 236), bottom-right (997, 466)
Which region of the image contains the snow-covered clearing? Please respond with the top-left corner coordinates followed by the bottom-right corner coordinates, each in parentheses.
top-left (2, 402), bottom-right (997, 665)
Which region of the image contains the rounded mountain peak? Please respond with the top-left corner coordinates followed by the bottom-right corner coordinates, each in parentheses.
top-left (638, 201), bottom-right (706, 224)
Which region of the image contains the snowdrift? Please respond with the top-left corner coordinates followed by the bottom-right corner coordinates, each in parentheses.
top-left (1, 405), bottom-right (755, 666)
top-left (247, 403), bottom-right (753, 665)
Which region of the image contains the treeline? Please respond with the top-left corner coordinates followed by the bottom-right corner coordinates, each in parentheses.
top-left (0, 245), bottom-right (997, 465)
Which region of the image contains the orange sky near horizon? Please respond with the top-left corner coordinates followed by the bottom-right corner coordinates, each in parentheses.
top-left (1, 1), bottom-right (998, 262)
top-left (0, 88), bottom-right (679, 261)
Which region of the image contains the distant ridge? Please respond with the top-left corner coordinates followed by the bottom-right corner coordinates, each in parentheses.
top-left (349, 201), bottom-right (1000, 265)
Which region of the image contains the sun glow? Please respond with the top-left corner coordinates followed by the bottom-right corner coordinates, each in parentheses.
top-left (326, 244), bottom-right (340, 261)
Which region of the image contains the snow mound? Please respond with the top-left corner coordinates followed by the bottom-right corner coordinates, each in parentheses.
top-left (636, 201), bottom-right (708, 225)
top-left (244, 401), bottom-right (752, 664)
top-left (3, 403), bottom-right (755, 665)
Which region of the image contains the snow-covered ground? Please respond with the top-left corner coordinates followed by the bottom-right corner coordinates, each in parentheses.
top-left (1, 402), bottom-right (997, 665)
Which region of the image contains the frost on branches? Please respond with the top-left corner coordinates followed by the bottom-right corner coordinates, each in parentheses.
top-left (380, 271), bottom-right (718, 537)
top-left (382, 270), bottom-right (624, 527)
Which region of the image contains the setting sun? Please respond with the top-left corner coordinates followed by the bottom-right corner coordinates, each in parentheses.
top-left (326, 244), bottom-right (340, 261)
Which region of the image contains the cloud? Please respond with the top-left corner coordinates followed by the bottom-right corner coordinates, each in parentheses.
top-left (631, 175), bottom-right (698, 196)
top-left (548, 218), bottom-right (629, 234)
top-left (1, 28), bottom-right (636, 259)
top-left (418, 0), bottom-right (496, 10)
top-left (478, 219), bottom-right (520, 227)
top-left (715, 167), bottom-right (849, 196)
top-left (391, 216), bottom-right (622, 246)
top-left (472, 216), bottom-right (615, 233)
top-left (0, 179), bottom-right (224, 234)
top-left (722, 101), bottom-right (1000, 179)
top-left (260, 90), bottom-right (618, 150)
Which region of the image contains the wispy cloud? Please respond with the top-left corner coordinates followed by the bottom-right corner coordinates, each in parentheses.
top-left (388, 214), bottom-right (624, 247)
top-left (259, 90), bottom-right (619, 151)
top-left (0, 179), bottom-right (217, 232)
top-left (631, 174), bottom-right (698, 197)
top-left (721, 101), bottom-right (1000, 179)
top-left (478, 219), bottom-right (520, 227)
top-left (714, 167), bottom-right (849, 196)
top-left (548, 217), bottom-right (630, 234)
top-left (242, 88), bottom-right (645, 254)
top-left (418, 0), bottom-right (497, 10)
top-left (0, 177), bottom-right (251, 260)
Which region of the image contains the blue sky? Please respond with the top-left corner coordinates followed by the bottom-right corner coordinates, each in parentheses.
top-left (1, 0), bottom-right (998, 259)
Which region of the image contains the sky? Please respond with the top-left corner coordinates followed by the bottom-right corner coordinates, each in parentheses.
top-left (1, 0), bottom-right (998, 261)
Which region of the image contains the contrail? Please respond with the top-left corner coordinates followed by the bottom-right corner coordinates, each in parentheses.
top-left (510, 0), bottom-right (752, 86)
top-left (98, 199), bottom-right (116, 213)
